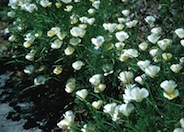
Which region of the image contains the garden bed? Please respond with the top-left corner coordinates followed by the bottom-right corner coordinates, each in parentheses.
top-left (0, 0), bottom-right (184, 132)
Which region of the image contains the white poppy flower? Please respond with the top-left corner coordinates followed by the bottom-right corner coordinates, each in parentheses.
top-left (162, 53), bottom-right (172, 61)
top-left (34, 75), bottom-right (46, 85)
top-left (76, 89), bottom-right (88, 99)
top-left (103, 103), bottom-right (117, 116)
top-left (121, 9), bottom-right (130, 17)
top-left (115, 42), bottom-right (125, 50)
top-left (51, 39), bottom-right (63, 49)
top-left (119, 103), bottom-right (134, 117)
top-left (175, 28), bottom-right (184, 39)
top-left (61, 0), bottom-right (72, 4)
top-left (92, 100), bottom-right (103, 110)
top-left (94, 83), bottom-right (106, 93)
top-left (69, 37), bottom-right (81, 46)
top-left (151, 27), bottom-right (162, 35)
top-left (124, 49), bottom-right (139, 58)
top-left (118, 71), bottom-right (133, 84)
top-left (163, 89), bottom-right (179, 100)
top-left (160, 80), bottom-right (177, 93)
top-left (89, 74), bottom-right (102, 86)
top-left (65, 82), bottom-right (75, 93)
top-left (25, 53), bottom-right (35, 61)
top-left (180, 40), bottom-right (184, 47)
top-left (170, 64), bottom-right (182, 73)
top-left (157, 38), bottom-right (172, 51)
top-left (180, 118), bottom-right (184, 128)
top-left (137, 60), bottom-right (151, 72)
top-left (147, 33), bottom-right (160, 44)
top-left (149, 48), bottom-right (159, 57)
top-left (57, 110), bottom-right (75, 129)
top-left (64, 46), bottom-right (75, 55)
top-left (91, 36), bottom-right (105, 48)
top-left (173, 128), bottom-right (184, 132)
top-left (145, 16), bottom-right (156, 25)
top-left (53, 66), bottom-right (63, 75)
top-left (70, 27), bottom-right (86, 38)
top-left (72, 60), bottom-right (84, 70)
top-left (24, 65), bottom-right (34, 74)
top-left (92, 1), bottom-right (100, 9)
top-left (115, 31), bottom-right (129, 42)
top-left (145, 65), bottom-right (160, 78)
top-left (138, 42), bottom-right (148, 51)
top-left (40, 0), bottom-right (52, 7)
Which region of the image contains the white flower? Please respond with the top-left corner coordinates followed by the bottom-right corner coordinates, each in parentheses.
top-left (162, 53), bottom-right (172, 61)
top-left (87, 18), bottom-right (95, 25)
top-left (25, 4), bottom-right (38, 13)
top-left (64, 46), bottom-right (75, 55)
top-left (92, 100), bottom-right (103, 110)
top-left (64, 5), bottom-right (73, 12)
top-left (121, 9), bottom-right (130, 17)
top-left (180, 40), bottom-right (184, 47)
top-left (125, 20), bottom-right (138, 28)
top-left (175, 28), bottom-right (184, 39)
top-left (151, 27), bottom-right (162, 35)
top-left (53, 66), bottom-right (63, 75)
top-left (51, 39), bottom-right (63, 49)
top-left (170, 64), bottom-right (182, 73)
top-left (138, 42), bottom-right (148, 51)
top-left (40, 0), bottom-right (52, 7)
top-left (61, 0), bottom-right (72, 4)
top-left (25, 53), bottom-right (35, 61)
top-left (7, 11), bottom-right (15, 17)
top-left (118, 71), bottom-right (133, 84)
top-left (24, 65), bottom-right (34, 74)
top-left (149, 48), bottom-right (159, 57)
top-left (119, 103), bottom-right (134, 117)
top-left (147, 33), bottom-right (160, 44)
top-left (47, 27), bottom-right (60, 37)
top-left (124, 49), bottom-right (139, 58)
top-left (115, 31), bottom-right (129, 42)
top-left (137, 60), bottom-right (151, 72)
top-left (160, 80), bottom-right (177, 93)
top-left (34, 75), bottom-right (46, 86)
top-left (55, 2), bottom-right (62, 8)
top-left (103, 103), bottom-right (117, 116)
top-left (69, 37), bottom-right (81, 46)
top-left (81, 124), bottom-right (94, 132)
top-left (92, 0), bottom-right (100, 9)
top-left (91, 36), bottom-right (105, 48)
top-left (94, 84), bottom-right (106, 93)
top-left (115, 42), bottom-right (125, 50)
top-left (70, 27), bottom-right (86, 38)
top-left (57, 110), bottom-right (75, 129)
top-left (76, 89), bottom-right (88, 99)
top-left (145, 16), bottom-right (156, 25)
top-left (65, 82), bottom-right (75, 93)
top-left (116, 24), bottom-right (125, 30)
top-left (134, 74), bottom-right (146, 85)
top-left (72, 61), bottom-right (84, 70)
top-left (173, 128), bottom-right (184, 132)
top-left (89, 74), bottom-right (102, 86)
top-left (118, 17), bottom-right (125, 23)
top-left (88, 8), bottom-right (95, 15)
top-left (157, 39), bottom-right (172, 51)
top-left (103, 23), bottom-right (117, 33)
top-left (57, 32), bottom-right (66, 40)
top-left (123, 86), bottom-right (149, 102)
top-left (145, 65), bottom-right (160, 78)
top-left (23, 41), bottom-right (32, 48)
top-left (180, 118), bottom-right (184, 128)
